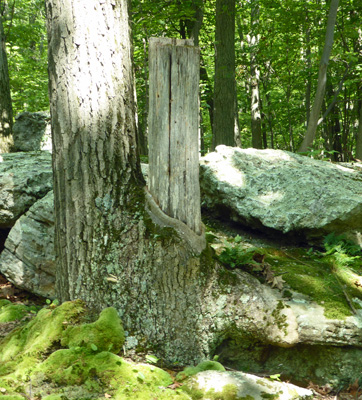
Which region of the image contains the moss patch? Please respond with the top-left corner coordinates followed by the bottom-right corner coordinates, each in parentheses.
top-left (177, 360), bottom-right (226, 381)
top-left (61, 307), bottom-right (124, 353)
top-left (264, 247), bottom-right (362, 319)
top-left (0, 300), bottom-right (33, 323)
top-left (0, 301), bottom-right (191, 400)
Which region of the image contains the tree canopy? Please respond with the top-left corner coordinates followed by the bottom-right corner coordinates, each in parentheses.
top-left (2, 0), bottom-right (362, 159)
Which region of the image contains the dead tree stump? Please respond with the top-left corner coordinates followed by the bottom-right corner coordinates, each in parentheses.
top-left (148, 37), bottom-right (202, 236)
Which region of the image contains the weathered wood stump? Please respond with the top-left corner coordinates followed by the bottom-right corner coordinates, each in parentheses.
top-left (148, 37), bottom-right (202, 235)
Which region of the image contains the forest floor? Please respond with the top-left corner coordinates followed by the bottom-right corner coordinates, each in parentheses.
top-left (1, 253), bottom-right (361, 400)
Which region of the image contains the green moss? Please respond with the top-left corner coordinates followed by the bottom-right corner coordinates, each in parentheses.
top-left (264, 248), bottom-right (361, 319)
top-left (61, 307), bottom-right (124, 354)
top-left (33, 348), bottom-right (189, 400)
top-left (0, 301), bottom-right (190, 400)
top-left (176, 360), bottom-right (225, 381)
top-left (182, 381), bottom-right (241, 400)
top-left (0, 303), bottom-right (29, 323)
top-left (271, 301), bottom-right (289, 335)
top-left (0, 300), bottom-right (86, 383)
top-left (0, 396), bottom-right (26, 400)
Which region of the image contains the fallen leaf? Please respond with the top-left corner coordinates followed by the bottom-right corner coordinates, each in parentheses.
top-left (104, 394), bottom-right (112, 399)
top-left (270, 275), bottom-right (285, 290)
top-left (167, 382), bottom-right (182, 390)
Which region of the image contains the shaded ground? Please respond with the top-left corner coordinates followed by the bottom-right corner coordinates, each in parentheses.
top-left (0, 229), bottom-right (361, 400)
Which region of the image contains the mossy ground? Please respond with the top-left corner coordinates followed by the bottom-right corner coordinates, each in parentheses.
top-left (207, 221), bottom-right (362, 320)
top-left (0, 300), bottom-right (192, 400)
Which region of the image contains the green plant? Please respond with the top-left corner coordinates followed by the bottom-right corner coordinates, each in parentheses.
top-left (218, 244), bottom-right (260, 269)
top-left (323, 233), bottom-right (361, 257)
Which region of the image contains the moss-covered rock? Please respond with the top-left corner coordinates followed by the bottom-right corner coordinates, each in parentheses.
top-left (0, 300), bottom-right (86, 381)
top-left (0, 300), bottom-right (191, 400)
top-left (0, 300), bottom-right (30, 323)
top-left (176, 360), bottom-right (226, 381)
top-left (61, 307), bottom-right (124, 353)
top-left (32, 348), bottom-right (189, 399)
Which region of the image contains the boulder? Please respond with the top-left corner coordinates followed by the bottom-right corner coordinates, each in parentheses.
top-left (200, 146), bottom-right (362, 244)
top-left (0, 151), bottom-right (52, 228)
top-left (13, 112), bottom-right (52, 152)
top-left (184, 370), bottom-right (313, 400)
top-left (0, 191), bottom-right (55, 299)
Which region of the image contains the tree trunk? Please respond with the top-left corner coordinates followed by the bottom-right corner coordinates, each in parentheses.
top-left (45, 0), bottom-right (209, 364)
top-left (357, 99), bottom-right (362, 160)
top-left (298, 0), bottom-right (339, 153)
top-left (148, 38), bottom-right (202, 236)
top-left (248, 0), bottom-right (262, 149)
top-left (213, 0), bottom-right (237, 149)
top-left (0, 14), bottom-right (13, 141)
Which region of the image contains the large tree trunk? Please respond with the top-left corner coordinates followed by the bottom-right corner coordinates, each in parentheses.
top-left (0, 14), bottom-right (13, 141)
top-left (45, 0), bottom-right (295, 366)
top-left (298, 0), bottom-right (339, 153)
top-left (213, 0), bottom-right (238, 149)
top-left (45, 0), bottom-right (211, 364)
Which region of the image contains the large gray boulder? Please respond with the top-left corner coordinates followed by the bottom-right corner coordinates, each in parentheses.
top-left (13, 112), bottom-right (52, 152)
top-left (0, 191), bottom-right (55, 299)
top-left (184, 370), bottom-right (313, 400)
top-left (0, 151), bottom-right (53, 228)
top-left (200, 146), bottom-right (362, 243)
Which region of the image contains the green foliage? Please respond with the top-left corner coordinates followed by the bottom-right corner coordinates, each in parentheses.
top-left (323, 233), bottom-right (361, 258)
top-left (218, 243), bottom-right (259, 269)
top-left (2, 0), bottom-right (49, 116)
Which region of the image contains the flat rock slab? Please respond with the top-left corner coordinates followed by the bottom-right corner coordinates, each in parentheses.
top-left (200, 146), bottom-right (362, 243)
top-left (185, 370), bottom-right (313, 399)
top-left (0, 151), bottom-right (53, 228)
top-left (0, 191), bottom-right (55, 299)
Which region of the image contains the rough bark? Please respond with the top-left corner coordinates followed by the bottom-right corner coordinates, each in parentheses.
top-left (213, 0), bottom-right (237, 149)
top-left (298, 0), bottom-right (339, 153)
top-left (0, 14), bottom-right (13, 140)
top-left (45, 0), bottom-right (210, 364)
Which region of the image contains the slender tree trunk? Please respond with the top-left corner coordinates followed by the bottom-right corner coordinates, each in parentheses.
top-left (0, 14), bottom-right (13, 141)
top-left (213, 0), bottom-right (237, 149)
top-left (357, 99), bottom-right (362, 160)
top-left (249, 0), bottom-right (263, 149)
top-left (304, 9), bottom-right (312, 127)
top-left (298, 0), bottom-right (339, 153)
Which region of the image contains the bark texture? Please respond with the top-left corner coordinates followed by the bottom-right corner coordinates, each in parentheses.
top-left (298, 0), bottom-right (339, 153)
top-left (213, 0), bottom-right (237, 149)
top-left (46, 0), bottom-right (293, 366)
top-left (148, 38), bottom-right (202, 235)
top-left (0, 14), bottom-right (13, 139)
top-left (45, 0), bottom-right (209, 363)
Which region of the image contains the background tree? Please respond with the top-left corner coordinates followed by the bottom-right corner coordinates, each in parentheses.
top-left (0, 12), bottom-right (13, 144)
top-left (298, 0), bottom-right (339, 153)
top-left (212, 0), bottom-right (238, 149)
top-left (248, 0), bottom-right (263, 149)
